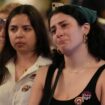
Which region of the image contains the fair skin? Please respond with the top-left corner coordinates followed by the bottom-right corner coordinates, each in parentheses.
top-left (28, 13), bottom-right (105, 105)
top-left (0, 13), bottom-right (8, 52)
top-left (8, 14), bottom-right (37, 81)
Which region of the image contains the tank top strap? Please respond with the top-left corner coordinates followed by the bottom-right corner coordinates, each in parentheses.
top-left (44, 64), bottom-right (57, 94)
top-left (40, 64), bottom-right (57, 105)
top-left (85, 64), bottom-right (105, 92)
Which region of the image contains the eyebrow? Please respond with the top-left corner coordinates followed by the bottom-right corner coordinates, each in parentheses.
top-left (9, 24), bottom-right (32, 27)
top-left (59, 20), bottom-right (66, 25)
top-left (50, 20), bottom-right (66, 29)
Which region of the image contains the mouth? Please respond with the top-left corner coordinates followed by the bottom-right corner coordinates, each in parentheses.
top-left (15, 42), bottom-right (25, 47)
top-left (0, 37), bottom-right (5, 42)
top-left (58, 39), bottom-right (66, 45)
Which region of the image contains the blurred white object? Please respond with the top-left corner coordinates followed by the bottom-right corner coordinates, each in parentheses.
top-left (5, 0), bottom-right (50, 13)
top-left (52, 2), bottom-right (64, 10)
top-left (98, 17), bottom-right (105, 24)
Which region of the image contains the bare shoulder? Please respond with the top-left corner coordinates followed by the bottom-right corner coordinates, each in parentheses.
top-left (99, 67), bottom-right (105, 83)
top-left (97, 63), bottom-right (105, 84)
top-left (96, 63), bottom-right (105, 103)
top-left (37, 66), bottom-right (49, 79)
top-left (35, 66), bottom-right (50, 88)
top-left (97, 61), bottom-right (105, 81)
top-left (99, 67), bottom-right (105, 104)
top-left (28, 66), bottom-right (50, 105)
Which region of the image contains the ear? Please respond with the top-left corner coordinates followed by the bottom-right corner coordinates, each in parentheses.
top-left (81, 23), bottom-right (90, 35)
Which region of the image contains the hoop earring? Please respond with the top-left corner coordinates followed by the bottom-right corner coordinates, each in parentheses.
top-left (83, 34), bottom-right (88, 43)
top-left (57, 48), bottom-right (62, 55)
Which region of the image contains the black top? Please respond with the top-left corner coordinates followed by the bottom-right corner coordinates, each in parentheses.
top-left (40, 64), bottom-right (105, 105)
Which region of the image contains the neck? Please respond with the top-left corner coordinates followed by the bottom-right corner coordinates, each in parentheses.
top-left (15, 52), bottom-right (37, 68)
top-left (64, 50), bottom-right (98, 71)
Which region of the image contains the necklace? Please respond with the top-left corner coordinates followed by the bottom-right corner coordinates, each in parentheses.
top-left (68, 68), bottom-right (88, 73)
top-left (66, 62), bottom-right (95, 74)
top-left (23, 68), bottom-right (28, 74)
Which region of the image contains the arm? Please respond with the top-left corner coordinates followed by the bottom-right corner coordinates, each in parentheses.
top-left (97, 69), bottom-right (105, 105)
top-left (101, 70), bottom-right (105, 105)
top-left (28, 66), bottom-right (49, 105)
top-left (101, 82), bottom-right (105, 105)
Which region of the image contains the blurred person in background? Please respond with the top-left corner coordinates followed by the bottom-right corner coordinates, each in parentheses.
top-left (0, 2), bottom-right (21, 52)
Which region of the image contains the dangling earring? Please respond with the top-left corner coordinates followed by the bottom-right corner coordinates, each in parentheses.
top-left (57, 48), bottom-right (62, 55)
top-left (83, 34), bottom-right (88, 43)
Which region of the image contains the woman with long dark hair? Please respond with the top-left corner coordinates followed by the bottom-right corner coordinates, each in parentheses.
top-left (0, 4), bottom-right (52, 105)
top-left (29, 5), bottom-right (105, 105)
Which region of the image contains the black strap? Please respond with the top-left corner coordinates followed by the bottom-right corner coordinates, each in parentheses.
top-left (40, 63), bottom-right (63, 105)
top-left (44, 64), bottom-right (56, 95)
top-left (47, 64), bottom-right (63, 105)
top-left (86, 64), bottom-right (105, 92)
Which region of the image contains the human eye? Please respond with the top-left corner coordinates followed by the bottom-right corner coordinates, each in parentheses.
top-left (50, 26), bottom-right (56, 35)
top-left (50, 28), bottom-right (55, 34)
top-left (9, 26), bottom-right (17, 32)
top-left (23, 25), bottom-right (32, 32)
top-left (50, 28), bottom-right (56, 35)
top-left (61, 23), bottom-right (68, 28)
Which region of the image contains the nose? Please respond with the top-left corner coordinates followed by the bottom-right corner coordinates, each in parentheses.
top-left (55, 27), bottom-right (63, 38)
top-left (0, 24), bottom-right (5, 33)
top-left (0, 27), bottom-right (5, 39)
top-left (16, 29), bottom-right (23, 38)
